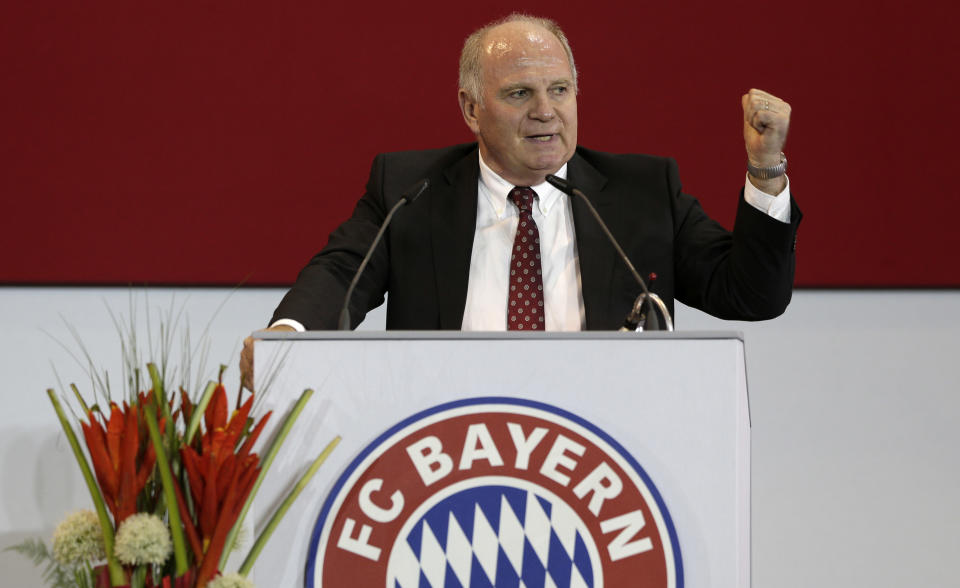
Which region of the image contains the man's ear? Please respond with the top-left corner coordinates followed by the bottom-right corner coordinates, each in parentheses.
top-left (458, 89), bottom-right (481, 134)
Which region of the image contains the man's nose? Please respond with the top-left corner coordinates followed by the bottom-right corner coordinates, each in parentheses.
top-left (528, 93), bottom-right (556, 121)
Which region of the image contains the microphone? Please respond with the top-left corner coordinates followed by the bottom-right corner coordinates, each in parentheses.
top-left (545, 174), bottom-right (673, 331)
top-left (337, 178), bottom-right (430, 330)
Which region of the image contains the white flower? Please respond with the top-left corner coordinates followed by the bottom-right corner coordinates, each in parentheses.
top-left (52, 509), bottom-right (106, 565)
top-left (113, 513), bottom-right (172, 566)
top-left (207, 572), bottom-right (255, 588)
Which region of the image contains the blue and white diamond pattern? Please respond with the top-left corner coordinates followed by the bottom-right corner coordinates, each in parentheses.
top-left (387, 485), bottom-right (598, 588)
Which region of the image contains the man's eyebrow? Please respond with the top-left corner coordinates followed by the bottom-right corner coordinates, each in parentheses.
top-left (499, 79), bottom-right (572, 93)
top-left (499, 83), bottom-right (531, 93)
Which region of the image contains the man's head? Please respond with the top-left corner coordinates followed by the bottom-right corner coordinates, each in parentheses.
top-left (458, 15), bottom-right (579, 187)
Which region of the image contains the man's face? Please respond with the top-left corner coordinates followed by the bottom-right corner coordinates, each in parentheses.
top-left (460, 23), bottom-right (578, 187)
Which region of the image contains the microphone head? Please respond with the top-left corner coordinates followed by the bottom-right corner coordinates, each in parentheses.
top-left (545, 174), bottom-right (574, 195)
top-left (402, 178), bottom-right (430, 204)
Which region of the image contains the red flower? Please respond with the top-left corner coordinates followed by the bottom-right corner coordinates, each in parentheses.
top-left (80, 392), bottom-right (159, 526)
top-left (180, 385), bottom-right (270, 587)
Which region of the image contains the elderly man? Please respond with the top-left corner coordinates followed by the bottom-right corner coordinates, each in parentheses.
top-left (240, 14), bottom-right (799, 389)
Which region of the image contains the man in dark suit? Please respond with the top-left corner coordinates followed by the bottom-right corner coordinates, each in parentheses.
top-left (240, 14), bottom-right (799, 389)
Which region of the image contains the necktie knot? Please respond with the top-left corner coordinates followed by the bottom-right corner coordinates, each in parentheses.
top-left (509, 186), bottom-right (536, 213)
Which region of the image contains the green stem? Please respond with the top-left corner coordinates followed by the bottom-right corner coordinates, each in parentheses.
top-left (146, 363), bottom-right (166, 416)
top-left (78, 559), bottom-right (96, 588)
top-left (147, 363), bottom-right (176, 454)
top-left (69, 383), bottom-right (90, 414)
top-left (238, 435), bottom-right (340, 576)
top-left (130, 565), bottom-right (146, 588)
top-left (184, 381), bottom-right (217, 446)
top-left (219, 388), bottom-right (314, 570)
top-left (143, 404), bottom-right (189, 576)
top-left (46, 389), bottom-right (126, 586)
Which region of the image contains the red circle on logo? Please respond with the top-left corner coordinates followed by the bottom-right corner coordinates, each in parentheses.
top-left (307, 399), bottom-right (680, 588)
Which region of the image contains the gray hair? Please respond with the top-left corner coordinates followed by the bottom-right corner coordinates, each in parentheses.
top-left (458, 14), bottom-right (578, 104)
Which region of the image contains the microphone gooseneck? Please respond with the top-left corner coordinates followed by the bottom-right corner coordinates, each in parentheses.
top-left (337, 178), bottom-right (430, 330)
top-left (545, 174), bottom-right (673, 331)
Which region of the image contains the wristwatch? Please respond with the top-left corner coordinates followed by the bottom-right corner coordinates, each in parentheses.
top-left (747, 152), bottom-right (787, 180)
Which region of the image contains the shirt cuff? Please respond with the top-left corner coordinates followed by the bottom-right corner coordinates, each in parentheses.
top-left (270, 318), bottom-right (306, 332)
top-left (743, 173), bottom-right (791, 223)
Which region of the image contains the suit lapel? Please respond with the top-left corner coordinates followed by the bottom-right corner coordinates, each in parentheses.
top-left (427, 148), bottom-right (616, 330)
top-left (431, 148), bottom-right (480, 329)
top-left (566, 153), bottom-right (615, 330)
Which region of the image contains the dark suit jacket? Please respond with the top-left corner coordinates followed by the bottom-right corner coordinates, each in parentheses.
top-left (272, 143), bottom-right (801, 330)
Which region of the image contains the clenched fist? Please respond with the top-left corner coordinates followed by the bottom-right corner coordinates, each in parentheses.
top-left (742, 88), bottom-right (791, 194)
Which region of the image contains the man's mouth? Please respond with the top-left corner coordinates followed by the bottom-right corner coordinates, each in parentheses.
top-left (526, 134), bottom-right (556, 142)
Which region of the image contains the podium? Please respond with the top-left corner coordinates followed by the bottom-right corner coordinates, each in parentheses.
top-left (252, 331), bottom-right (749, 588)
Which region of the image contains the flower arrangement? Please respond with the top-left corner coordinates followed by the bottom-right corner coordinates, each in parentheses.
top-left (8, 306), bottom-right (337, 588)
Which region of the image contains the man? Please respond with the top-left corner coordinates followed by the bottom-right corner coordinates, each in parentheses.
top-left (240, 14), bottom-right (799, 390)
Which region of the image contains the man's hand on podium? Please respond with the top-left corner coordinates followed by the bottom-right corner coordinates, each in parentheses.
top-left (240, 324), bottom-right (296, 392)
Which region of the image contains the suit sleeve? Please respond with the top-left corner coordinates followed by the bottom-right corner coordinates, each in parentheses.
top-left (669, 159), bottom-right (802, 320)
top-left (270, 155), bottom-right (392, 330)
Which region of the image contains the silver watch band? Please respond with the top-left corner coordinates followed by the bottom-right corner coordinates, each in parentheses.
top-left (747, 152), bottom-right (787, 180)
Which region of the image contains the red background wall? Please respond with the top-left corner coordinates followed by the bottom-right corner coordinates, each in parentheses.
top-left (2, 1), bottom-right (957, 287)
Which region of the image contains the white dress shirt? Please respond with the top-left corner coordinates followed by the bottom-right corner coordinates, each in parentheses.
top-left (461, 156), bottom-right (584, 330)
top-left (274, 153), bottom-right (791, 332)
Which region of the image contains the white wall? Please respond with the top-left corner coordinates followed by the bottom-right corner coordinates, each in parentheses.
top-left (1, 288), bottom-right (957, 587)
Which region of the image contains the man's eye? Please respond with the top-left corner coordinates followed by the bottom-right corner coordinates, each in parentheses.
top-left (508, 89), bottom-right (529, 99)
top-left (552, 86), bottom-right (569, 96)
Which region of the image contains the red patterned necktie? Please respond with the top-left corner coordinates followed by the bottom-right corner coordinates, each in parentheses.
top-left (507, 186), bottom-right (545, 331)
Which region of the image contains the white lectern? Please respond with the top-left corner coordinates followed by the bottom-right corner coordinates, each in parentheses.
top-left (252, 332), bottom-right (749, 588)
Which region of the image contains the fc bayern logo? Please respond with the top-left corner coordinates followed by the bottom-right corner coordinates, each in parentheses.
top-left (306, 397), bottom-right (682, 587)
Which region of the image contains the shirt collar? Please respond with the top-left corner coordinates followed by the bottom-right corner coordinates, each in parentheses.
top-left (478, 151), bottom-right (568, 218)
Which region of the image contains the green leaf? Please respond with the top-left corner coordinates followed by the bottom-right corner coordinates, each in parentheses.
top-left (70, 383), bottom-right (90, 414)
top-left (219, 388), bottom-right (313, 569)
top-left (143, 404), bottom-right (189, 576)
top-left (184, 381), bottom-right (218, 446)
top-left (238, 435), bottom-right (340, 576)
top-left (147, 363), bottom-right (177, 456)
top-left (47, 389), bottom-right (126, 586)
